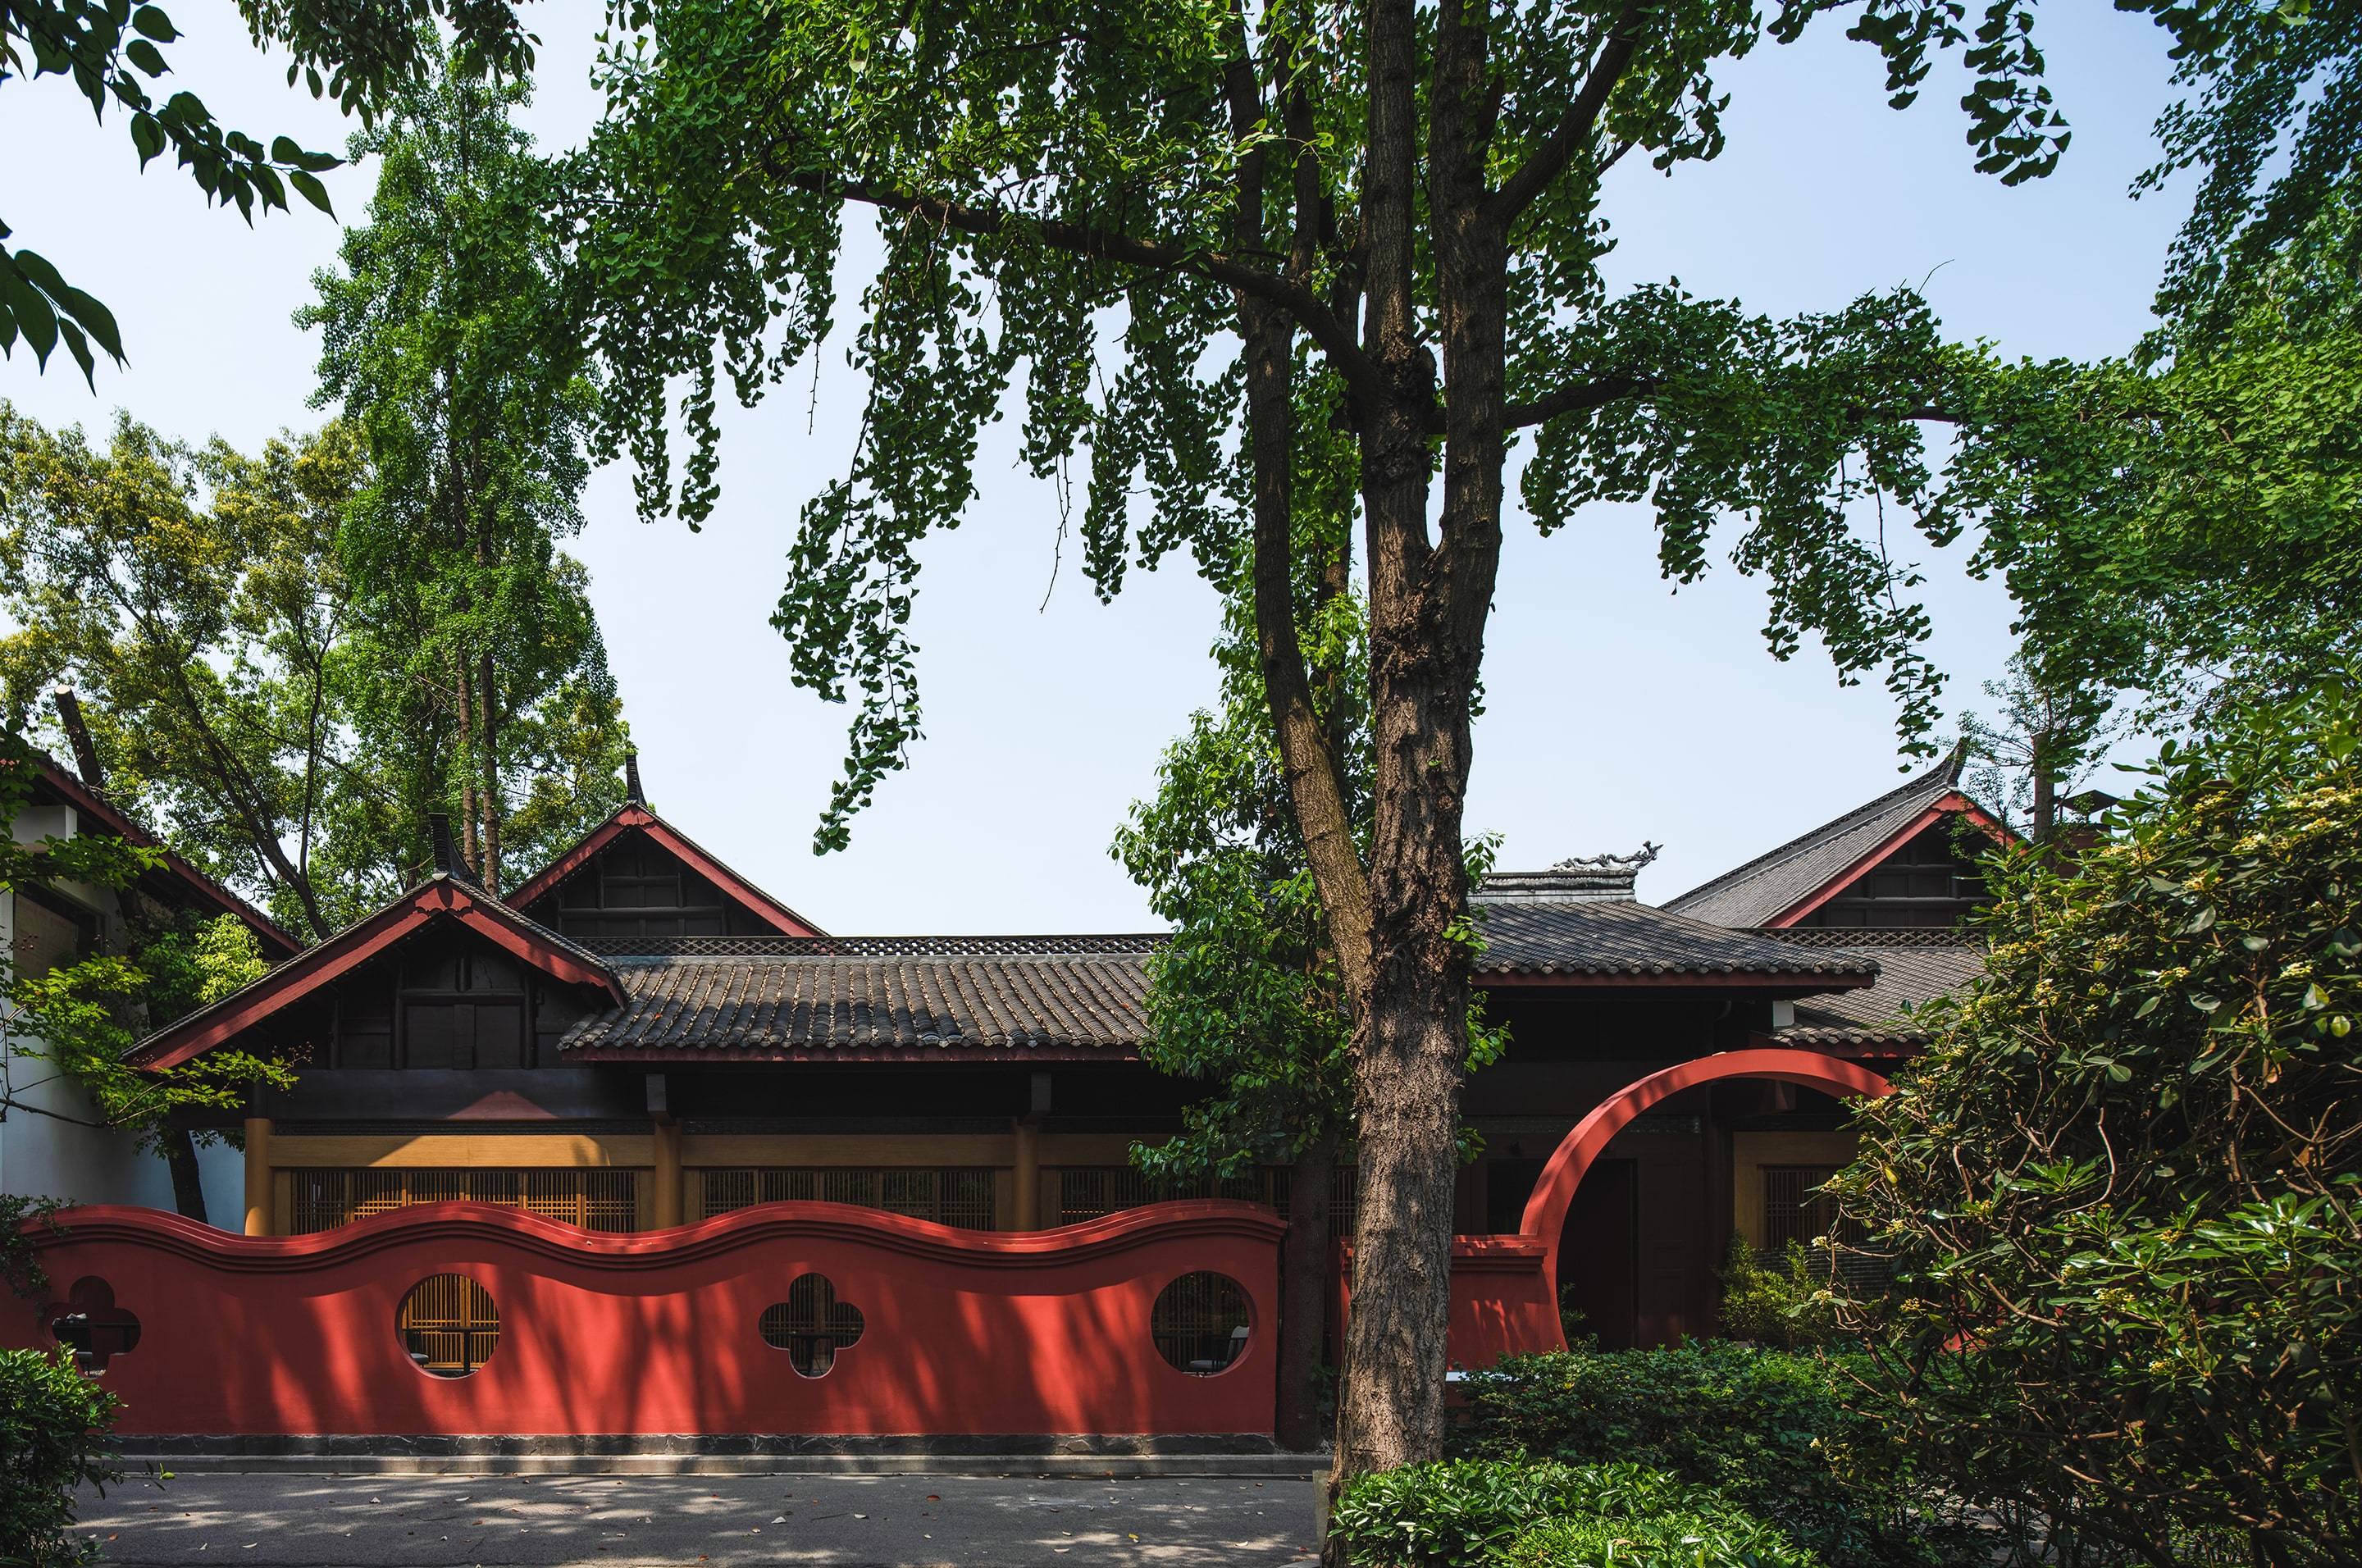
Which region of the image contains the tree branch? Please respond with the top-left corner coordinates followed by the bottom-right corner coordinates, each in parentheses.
top-left (1491, 371), bottom-right (1655, 430)
top-left (1484, 0), bottom-right (1649, 226)
top-left (762, 155), bottom-right (1393, 412)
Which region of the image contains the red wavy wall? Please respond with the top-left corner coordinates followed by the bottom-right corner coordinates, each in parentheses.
top-left (2, 1200), bottom-right (1284, 1438)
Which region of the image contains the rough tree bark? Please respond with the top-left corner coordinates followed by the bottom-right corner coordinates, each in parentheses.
top-left (479, 650), bottom-right (501, 895)
top-left (456, 650), bottom-right (481, 879)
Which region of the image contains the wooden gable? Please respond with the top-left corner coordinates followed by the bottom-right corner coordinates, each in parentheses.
top-left (1787, 817), bottom-right (1997, 929)
top-left (508, 806), bottom-right (825, 941)
top-left (319, 923), bottom-right (606, 1070)
top-left (131, 877), bottom-right (624, 1071)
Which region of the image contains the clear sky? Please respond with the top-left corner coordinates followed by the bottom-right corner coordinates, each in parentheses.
top-left (0, 0), bottom-right (2190, 932)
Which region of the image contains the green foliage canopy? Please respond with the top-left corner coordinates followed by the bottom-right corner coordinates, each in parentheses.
top-left (0, 0), bottom-right (555, 381)
top-left (560, 0), bottom-right (2078, 854)
top-left (0, 409), bottom-right (367, 937)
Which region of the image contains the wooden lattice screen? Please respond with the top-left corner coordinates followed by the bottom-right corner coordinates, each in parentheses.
top-left (288, 1169), bottom-right (641, 1234)
top-left (398, 1274), bottom-right (500, 1377)
top-left (697, 1168), bottom-right (997, 1230)
top-left (1761, 1165), bottom-right (1839, 1251)
top-left (1151, 1271), bottom-right (1250, 1374)
top-left (1057, 1165), bottom-right (1362, 1235)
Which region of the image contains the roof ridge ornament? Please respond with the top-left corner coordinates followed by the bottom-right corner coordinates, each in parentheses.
top-left (426, 812), bottom-right (482, 889)
top-left (624, 748), bottom-right (645, 806)
top-left (1478, 844), bottom-right (1662, 904)
top-left (1548, 843), bottom-right (1660, 873)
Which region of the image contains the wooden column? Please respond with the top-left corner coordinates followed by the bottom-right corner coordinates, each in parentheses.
top-left (652, 1118), bottom-right (683, 1229)
top-left (242, 1116), bottom-right (273, 1237)
top-left (1012, 1117), bottom-right (1041, 1231)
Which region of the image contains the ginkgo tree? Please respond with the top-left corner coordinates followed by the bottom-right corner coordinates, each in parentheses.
top-left (552, 0), bottom-right (2331, 1510)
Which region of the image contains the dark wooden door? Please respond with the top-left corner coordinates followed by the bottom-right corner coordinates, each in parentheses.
top-left (1557, 1158), bottom-right (1637, 1350)
top-left (1635, 1148), bottom-right (1705, 1346)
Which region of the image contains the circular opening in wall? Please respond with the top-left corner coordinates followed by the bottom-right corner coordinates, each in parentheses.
top-left (398, 1274), bottom-right (499, 1378)
top-left (759, 1273), bottom-right (865, 1378)
top-left (1152, 1272), bottom-right (1250, 1375)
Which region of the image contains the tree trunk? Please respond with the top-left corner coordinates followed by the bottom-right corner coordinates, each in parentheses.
top-left (1320, 0), bottom-right (1516, 1525)
top-left (456, 650), bottom-right (480, 877)
top-left (1325, 0), bottom-right (1476, 1509)
top-left (1279, 1132), bottom-right (1339, 1450)
top-left (2031, 731), bottom-right (2056, 841)
top-left (1220, 5), bottom-right (1375, 1007)
top-left (480, 650), bottom-right (501, 895)
top-left (163, 1125), bottom-right (208, 1223)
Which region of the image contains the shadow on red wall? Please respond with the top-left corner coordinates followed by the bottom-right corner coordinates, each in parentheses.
top-left (3, 1200), bottom-right (1284, 1439)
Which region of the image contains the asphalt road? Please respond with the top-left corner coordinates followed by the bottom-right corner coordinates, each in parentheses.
top-left (75, 1472), bottom-right (1321, 1567)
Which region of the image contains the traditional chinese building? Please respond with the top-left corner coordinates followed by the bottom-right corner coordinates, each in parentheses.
top-left (105, 754), bottom-right (2001, 1352)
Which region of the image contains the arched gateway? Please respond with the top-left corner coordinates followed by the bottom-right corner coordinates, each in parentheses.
top-left (1443, 1049), bottom-right (1895, 1364)
top-left (1521, 1048), bottom-right (1894, 1317)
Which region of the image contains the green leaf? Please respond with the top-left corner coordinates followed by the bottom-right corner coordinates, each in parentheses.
top-left (130, 3), bottom-right (176, 39)
top-left (130, 110), bottom-right (166, 168)
top-left (125, 39), bottom-right (167, 76)
top-left (287, 168), bottom-right (333, 217)
top-left (55, 317), bottom-right (97, 390)
top-left (55, 286), bottom-right (123, 363)
top-left (1, 257), bottom-right (60, 367)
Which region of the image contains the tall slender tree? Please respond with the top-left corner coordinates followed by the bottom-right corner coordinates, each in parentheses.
top-left (304, 52), bottom-right (627, 895)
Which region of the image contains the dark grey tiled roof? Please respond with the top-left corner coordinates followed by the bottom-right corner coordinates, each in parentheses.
top-left (1469, 900), bottom-right (1880, 982)
top-left (568, 934), bottom-right (1165, 958)
top-left (1757, 930), bottom-right (1988, 1048)
top-left (558, 946), bottom-right (1155, 1056)
top-left (1663, 753), bottom-right (1978, 927)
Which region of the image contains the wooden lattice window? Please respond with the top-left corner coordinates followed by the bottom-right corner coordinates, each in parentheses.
top-left (288, 1169), bottom-right (641, 1234)
top-left (1762, 1166), bottom-right (1840, 1251)
top-left (1056, 1167), bottom-right (1291, 1225)
top-left (758, 1272), bottom-right (865, 1376)
top-left (699, 1168), bottom-right (996, 1230)
top-left (398, 1274), bottom-right (499, 1378)
top-left (1151, 1271), bottom-right (1251, 1375)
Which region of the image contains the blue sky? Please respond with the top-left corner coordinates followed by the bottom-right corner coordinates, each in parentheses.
top-left (0, 0), bottom-right (2189, 932)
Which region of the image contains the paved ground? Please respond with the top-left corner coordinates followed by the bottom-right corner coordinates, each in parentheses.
top-left (75, 1473), bottom-right (1321, 1567)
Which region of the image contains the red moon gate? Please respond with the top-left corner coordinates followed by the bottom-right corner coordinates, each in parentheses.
top-left (1434, 1048), bottom-right (1895, 1366)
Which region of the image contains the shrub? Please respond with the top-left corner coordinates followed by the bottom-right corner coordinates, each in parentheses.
top-left (1499, 1510), bottom-right (1820, 1568)
top-left (1830, 688), bottom-right (2362, 1562)
top-left (1448, 1344), bottom-right (1931, 1566)
top-left (1714, 1238), bottom-right (1840, 1351)
top-left (0, 1347), bottom-right (125, 1568)
top-left (1329, 1458), bottom-right (1814, 1568)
